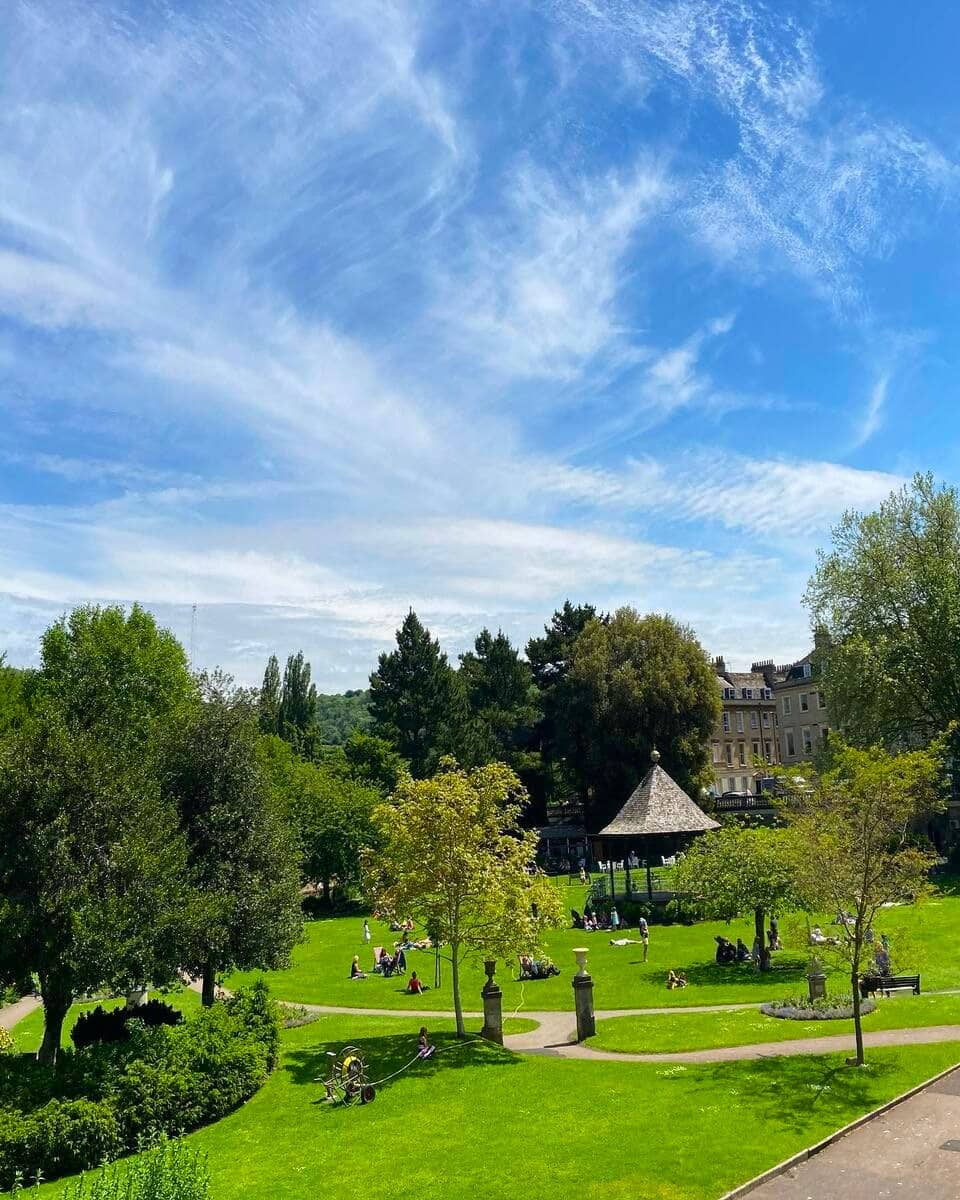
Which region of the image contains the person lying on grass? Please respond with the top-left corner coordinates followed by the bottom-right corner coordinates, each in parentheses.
top-left (666, 970), bottom-right (687, 990)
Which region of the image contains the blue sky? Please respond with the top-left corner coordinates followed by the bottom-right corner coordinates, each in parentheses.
top-left (2, 0), bottom-right (959, 689)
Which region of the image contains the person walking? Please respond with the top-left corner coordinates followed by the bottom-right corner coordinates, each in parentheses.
top-left (362, 919), bottom-right (371, 946)
top-left (638, 915), bottom-right (649, 962)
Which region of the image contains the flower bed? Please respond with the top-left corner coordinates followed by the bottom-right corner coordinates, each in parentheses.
top-left (761, 994), bottom-right (876, 1021)
top-left (0, 981), bottom-right (280, 1189)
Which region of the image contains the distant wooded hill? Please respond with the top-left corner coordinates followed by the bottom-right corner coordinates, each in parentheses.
top-left (314, 689), bottom-right (372, 744)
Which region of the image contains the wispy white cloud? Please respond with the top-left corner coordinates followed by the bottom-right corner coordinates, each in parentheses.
top-left (436, 158), bottom-right (671, 380)
top-left (534, 451), bottom-right (906, 541)
top-left (548, 0), bottom-right (956, 307)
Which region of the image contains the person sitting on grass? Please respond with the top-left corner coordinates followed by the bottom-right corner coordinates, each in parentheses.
top-left (810, 925), bottom-right (839, 947)
top-left (714, 935), bottom-right (735, 965)
top-left (735, 938), bottom-right (751, 963)
top-left (666, 970), bottom-right (687, 990)
top-left (418, 1026), bottom-right (435, 1059)
top-left (350, 955), bottom-right (366, 980)
top-left (407, 971), bottom-right (429, 994)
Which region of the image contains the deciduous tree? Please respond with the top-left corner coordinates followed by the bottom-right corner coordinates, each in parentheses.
top-left (167, 674), bottom-right (303, 1005)
top-left (781, 740), bottom-right (942, 1065)
top-left (674, 824), bottom-right (801, 971)
top-left (0, 605), bottom-right (195, 1064)
top-left (561, 608), bottom-right (720, 829)
top-left (364, 761), bottom-right (564, 1036)
top-left (806, 473), bottom-right (960, 746)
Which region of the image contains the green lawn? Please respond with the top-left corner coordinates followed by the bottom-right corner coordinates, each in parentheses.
top-left (591, 991), bottom-right (960, 1054)
top-left (30, 1012), bottom-right (960, 1200)
top-left (226, 880), bottom-right (960, 1013)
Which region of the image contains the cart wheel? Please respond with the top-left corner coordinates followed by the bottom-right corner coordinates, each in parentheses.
top-left (361, 1085), bottom-right (376, 1104)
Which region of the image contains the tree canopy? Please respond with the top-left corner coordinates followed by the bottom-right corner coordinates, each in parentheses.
top-left (806, 473), bottom-right (960, 747)
top-left (674, 824), bottom-right (801, 971)
top-left (559, 608), bottom-right (721, 829)
top-left (363, 761), bottom-right (563, 1035)
top-left (0, 605), bottom-right (196, 1063)
top-left (369, 610), bottom-right (459, 776)
top-left (781, 739), bottom-right (943, 1065)
top-left (259, 734), bottom-right (383, 905)
top-left (165, 674), bottom-right (303, 1005)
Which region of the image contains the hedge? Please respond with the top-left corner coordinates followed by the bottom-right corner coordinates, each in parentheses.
top-left (0, 982), bottom-right (281, 1189)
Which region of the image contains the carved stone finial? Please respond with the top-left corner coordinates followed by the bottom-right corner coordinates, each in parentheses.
top-left (651, 748), bottom-right (661, 764)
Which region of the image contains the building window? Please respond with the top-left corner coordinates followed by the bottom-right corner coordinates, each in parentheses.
top-left (736, 712), bottom-right (744, 733)
top-left (764, 740), bottom-right (772, 761)
top-left (802, 727), bottom-right (813, 753)
top-left (800, 693), bottom-right (809, 712)
top-left (762, 712), bottom-right (770, 727)
top-left (750, 711), bottom-right (758, 729)
top-left (741, 776), bottom-right (750, 793)
top-left (743, 688), bottom-right (752, 699)
top-left (712, 743), bottom-right (721, 764)
top-left (722, 712), bottom-right (730, 732)
top-left (821, 727), bottom-right (830, 745)
top-left (819, 692), bottom-right (827, 709)
top-left (783, 696), bottom-right (792, 716)
top-left (725, 743), bottom-right (733, 765)
top-left (726, 778), bottom-right (736, 793)
top-left (752, 741), bottom-right (760, 759)
top-left (785, 729), bottom-right (796, 757)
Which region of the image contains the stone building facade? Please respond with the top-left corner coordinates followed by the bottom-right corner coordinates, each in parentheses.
top-left (710, 657), bottom-right (780, 796)
top-left (753, 653), bottom-right (830, 767)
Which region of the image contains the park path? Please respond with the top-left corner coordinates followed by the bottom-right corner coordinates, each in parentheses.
top-left (12, 983), bottom-right (960, 1065)
top-left (0, 995), bottom-right (40, 1031)
top-left (741, 1066), bottom-right (960, 1200)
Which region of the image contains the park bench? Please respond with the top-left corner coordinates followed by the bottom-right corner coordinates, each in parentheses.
top-left (859, 973), bottom-right (921, 999)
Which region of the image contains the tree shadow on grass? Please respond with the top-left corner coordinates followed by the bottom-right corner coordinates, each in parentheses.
top-left (284, 1031), bottom-right (519, 1105)
top-left (663, 957), bottom-right (810, 991)
top-left (683, 1052), bottom-right (901, 1136)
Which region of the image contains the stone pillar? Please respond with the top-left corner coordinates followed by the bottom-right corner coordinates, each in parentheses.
top-left (572, 947), bottom-right (595, 1042)
top-left (480, 960), bottom-right (503, 1045)
top-left (807, 965), bottom-right (827, 1002)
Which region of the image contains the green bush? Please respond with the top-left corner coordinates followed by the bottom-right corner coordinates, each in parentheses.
top-left (0, 985), bottom-right (275, 1189)
top-left (226, 979), bottom-right (281, 1070)
top-left (0, 1099), bottom-right (121, 1189)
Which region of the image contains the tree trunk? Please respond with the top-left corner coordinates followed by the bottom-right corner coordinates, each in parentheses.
top-left (37, 981), bottom-right (71, 1067)
top-left (755, 907), bottom-right (771, 971)
top-left (850, 965), bottom-right (865, 1065)
top-left (451, 944), bottom-right (465, 1038)
top-left (201, 961), bottom-right (217, 1007)
top-left (323, 877), bottom-right (333, 908)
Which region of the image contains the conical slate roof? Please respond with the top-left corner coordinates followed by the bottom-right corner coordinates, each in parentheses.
top-left (599, 751), bottom-right (719, 838)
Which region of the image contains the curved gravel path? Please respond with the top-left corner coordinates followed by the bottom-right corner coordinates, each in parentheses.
top-left (9, 987), bottom-right (960, 1065)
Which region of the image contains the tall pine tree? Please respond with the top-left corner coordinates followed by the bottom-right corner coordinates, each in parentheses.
top-left (278, 651), bottom-right (317, 742)
top-left (525, 601), bottom-right (600, 811)
top-left (258, 654), bottom-right (281, 734)
top-left (369, 611), bottom-right (457, 777)
top-left (459, 628), bottom-right (538, 764)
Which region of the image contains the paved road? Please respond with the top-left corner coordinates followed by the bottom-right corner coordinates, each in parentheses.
top-left (746, 1067), bottom-right (960, 1199)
